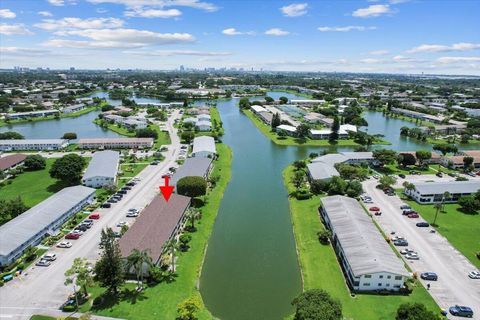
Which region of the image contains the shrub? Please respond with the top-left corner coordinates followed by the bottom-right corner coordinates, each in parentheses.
top-left (295, 188), bottom-right (312, 200)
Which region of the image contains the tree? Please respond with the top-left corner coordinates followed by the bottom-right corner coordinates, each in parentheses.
top-left (64, 257), bottom-right (94, 298)
top-left (264, 96), bottom-right (274, 104)
top-left (403, 181), bottom-right (415, 193)
top-left (458, 196), bottom-right (480, 213)
top-left (379, 175), bottom-right (397, 189)
top-left (296, 124), bottom-right (310, 139)
top-left (329, 116), bottom-right (339, 142)
top-left (181, 131), bottom-right (195, 143)
top-left (400, 126), bottom-right (410, 136)
top-left (293, 160), bottom-right (307, 170)
top-left (291, 289), bottom-right (342, 320)
top-left (0, 131), bottom-right (24, 140)
top-left (432, 144), bottom-right (457, 156)
top-left (136, 127), bottom-right (158, 139)
top-left (24, 154), bottom-right (46, 170)
top-left (0, 197), bottom-right (28, 225)
top-left (126, 249), bottom-right (152, 289)
top-left (94, 228), bottom-right (124, 295)
top-left (179, 234), bottom-right (192, 251)
top-left (279, 96), bottom-right (289, 104)
top-left (373, 149), bottom-right (398, 165)
top-left (62, 132), bottom-right (77, 140)
top-left (432, 203), bottom-right (442, 226)
top-left (271, 112), bottom-right (281, 129)
top-left (345, 180), bottom-right (363, 198)
top-left (463, 156), bottom-right (474, 172)
top-left (239, 97), bottom-right (250, 109)
top-left (327, 176), bottom-right (347, 195)
top-left (398, 153), bottom-right (416, 167)
top-left (164, 239), bottom-right (179, 273)
top-left (317, 229), bottom-right (332, 245)
top-left (177, 176), bottom-right (207, 198)
top-left (396, 303), bottom-right (441, 320)
top-left (49, 154), bottom-right (86, 185)
top-left (177, 295), bottom-right (201, 320)
top-left (415, 150), bottom-right (432, 166)
top-left (185, 208), bottom-right (201, 230)
top-left (292, 171), bottom-right (305, 189)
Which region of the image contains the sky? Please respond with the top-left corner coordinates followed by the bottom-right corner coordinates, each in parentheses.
top-left (0, 0), bottom-right (479, 75)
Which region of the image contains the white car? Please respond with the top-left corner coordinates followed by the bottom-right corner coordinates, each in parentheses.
top-left (57, 241), bottom-right (72, 248)
top-left (392, 236), bottom-right (406, 241)
top-left (117, 221), bottom-right (128, 227)
top-left (35, 259), bottom-right (51, 267)
top-left (128, 208), bottom-right (139, 213)
top-left (126, 212), bottom-right (139, 218)
top-left (406, 253), bottom-right (419, 260)
top-left (42, 253), bottom-right (57, 261)
top-left (400, 248), bottom-right (414, 255)
top-left (468, 271), bottom-right (480, 279)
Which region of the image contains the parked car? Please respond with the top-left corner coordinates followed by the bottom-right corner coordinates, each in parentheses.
top-left (436, 172), bottom-right (443, 177)
top-left (89, 213), bottom-right (100, 219)
top-left (421, 272), bottom-right (438, 281)
top-left (57, 241), bottom-right (72, 248)
top-left (126, 182), bottom-right (136, 187)
top-left (122, 186), bottom-right (132, 190)
top-left (75, 225), bottom-right (88, 232)
top-left (107, 198), bottom-right (117, 203)
top-left (468, 172), bottom-right (476, 177)
top-left (100, 203), bottom-right (111, 208)
top-left (449, 305), bottom-right (474, 318)
top-left (400, 204), bottom-right (411, 210)
top-left (406, 253), bottom-right (419, 260)
top-left (408, 213), bottom-right (419, 218)
top-left (126, 212), bottom-right (139, 217)
top-left (374, 211), bottom-right (382, 216)
top-left (394, 240), bottom-right (409, 246)
top-left (400, 248), bottom-right (414, 255)
top-left (403, 210), bottom-right (417, 215)
top-left (150, 161), bottom-right (159, 165)
top-left (416, 222), bottom-right (430, 227)
top-left (118, 190), bottom-right (127, 195)
top-left (35, 259), bottom-right (51, 267)
top-left (399, 173), bottom-right (406, 178)
top-left (468, 271), bottom-right (480, 279)
top-left (42, 253), bottom-right (57, 261)
top-left (117, 221), bottom-right (128, 227)
top-left (369, 207), bottom-right (381, 212)
top-left (448, 172), bottom-right (457, 177)
top-left (65, 233), bottom-right (80, 240)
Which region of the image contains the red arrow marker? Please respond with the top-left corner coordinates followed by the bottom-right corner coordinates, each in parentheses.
top-left (159, 175), bottom-right (174, 202)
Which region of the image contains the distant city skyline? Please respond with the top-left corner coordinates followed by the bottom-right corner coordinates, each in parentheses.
top-left (0, 0), bottom-right (479, 75)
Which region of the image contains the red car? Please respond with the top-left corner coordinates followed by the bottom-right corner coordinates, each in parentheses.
top-left (369, 207), bottom-right (381, 212)
top-left (89, 213), bottom-right (100, 219)
top-left (408, 213), bottom-right (419, 218)
top-left (65, 233), bottom-right (80, 240)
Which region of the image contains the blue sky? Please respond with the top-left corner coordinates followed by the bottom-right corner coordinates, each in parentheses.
top-left (0, 0), bottom-right (479, 74)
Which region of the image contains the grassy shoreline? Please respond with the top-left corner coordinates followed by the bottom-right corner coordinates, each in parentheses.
top-left (83, 143), bottom-right (232, 319)
top-left (243, 109), bottom-right (390, 147)
top-left (283, 165), bottom-right (439, 320)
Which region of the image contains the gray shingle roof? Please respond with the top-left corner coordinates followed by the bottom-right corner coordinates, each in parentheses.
top-left (321, 195), bottom-right (410, 277)
top-left (413, 181), bottom-right (480, 195)
top-left (307, 162), bottom-right (340, 180)
top-left (0, 186), bottom-right (95, 257)
top-left (192, 136), bottom-right (216, 155)
top-left (83, 150), bottom-right (120, 180)
top-left (171, 157), bottom-right (212, 188)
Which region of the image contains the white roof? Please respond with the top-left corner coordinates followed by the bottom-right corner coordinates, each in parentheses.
top-left (196, 120), bottom-right (211, 127)
top-left (322, 196), bottom-right (410, 277)
top-left (251, 105), bottom-right (267, 113)
top-left (0, 186), bottom-right (96, 257)
top-left (413, 181), bottom-right (480, 195)
top-left (0, 139), bottom-right (67, 145)
top-left (192, 136), bottom-right (216, 155)
top-left (307, 162), bottom-right (340, 180)
top-left (83, 150), bottom-right (119, 180)
top-left (277, 124), bottom-right (297, 132)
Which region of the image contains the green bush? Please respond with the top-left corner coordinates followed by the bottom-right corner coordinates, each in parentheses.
top-left (295, 188), bottom-right (312, 200)
top-left (62, 304), bottom-right (77, 312)
top-left (0, 280), bottom-right (4, 287)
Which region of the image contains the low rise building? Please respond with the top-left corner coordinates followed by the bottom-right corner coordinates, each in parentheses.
top-left (195, 120), bottom-right (212, 131)
top-left (0, 139), bottom-right (68, 151)
top-left (192, 136), bottom-right (216, 158)
top-left (308, 152), bottom-right (375, 181)
top-left (6, 109), bottom-right (60, 120)
top-left (78, 138), bottom-right (154, 149)
top-left (0, 186), bottom-right (95, 266)
top-left (320, 196), bottom-right (410, 291)
top-left (276, 124), bottom-right (297, 136)
top-left (171, 157), bottom-right (213, 189)
top-left (309, 124), bottom-right (357, 140)
top-left (82, 150), bottom-right (120, 188)
top-left (63, 104), bottom-right (85, 114)
top-left (404, 181), bottom-right (480, 203)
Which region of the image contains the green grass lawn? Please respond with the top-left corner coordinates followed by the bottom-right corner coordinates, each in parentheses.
top-left (84, 144), bottom-right (232, 320)
top-left (29, 316), bottom-right (57, 320)
top-left (243, 109), bottom-right (390, 147)
top-left (378, 163), bottom-right (456, 176)
top-left (210, 107), bottom-right (224, 136)
top-left (402, 196), bottom-right (480, 268)
top-left (0, 158), bottom-right (71, 208)
top-left (283, 166), bottom-right (440, 320)
top-left (93, 119), bottom-right (136, 137)
top-left (152, 125), bottom-right (171, 148)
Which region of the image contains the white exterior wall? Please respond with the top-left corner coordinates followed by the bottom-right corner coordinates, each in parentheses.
top-left (196, 124), bottom-right (211, 131)
top-left (192, 151), bottom-right (215, 158)
top-left (356, 272), bottom-right (405, 291)
top-left (83, 176), bottom-right (115, 188)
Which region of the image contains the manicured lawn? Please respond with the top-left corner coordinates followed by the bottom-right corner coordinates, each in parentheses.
top-left (243, 109), bottom-right (390, 147)
top-left (283, 166), bottom-right (440, 320)
top-left (209, 107), bottom-right (224, 136)
top-left (29, 316), bottom-right (57, 320)
top-left (0, 158), bottom-right (71, 208)
top-left (378, 163), bottom-right (456, 176)
top-left (152, 125), bottom-right (171, 148)
top-left (402, 197), bottom-right (480, 268)
top-left (93, 119), bottom-right (136, 137)
top-left (84, 144), bottom-right (232, 320)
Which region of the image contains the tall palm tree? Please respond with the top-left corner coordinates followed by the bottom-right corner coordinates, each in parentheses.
top-left (433, 203), bottom-right (442, 226)
top-left (164, 239), bottom-right (179, 273)
top-left (185, 209), bottom-right (200, 230)
top-left (126, 249), bottom-right (152, 289)
top-left (442, 191), bottom-right (451, 212)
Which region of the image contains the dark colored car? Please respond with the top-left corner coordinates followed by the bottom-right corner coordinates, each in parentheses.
top-left (416, 222), bottom-right (430, 227)
top-left (65, 233), bottom-right (80, 240)
top-left (449, 305), bottom-right (474, 318)
top-left (100, 203), bottom-right (111, 208)
top-left (436, 172), bottom-right (443, 178)
top-left (118, 190), bottom-right (127, 195)
top-left (107, 198), bottom-right (117, 203)
top-left (393, 240), bottom-right (408, 246)
top-left (420, 272), bottom-right (438, 281)
top-left (126, 182), bottom-right (135, 187)
top-left (74, 225), bottom-right (88, 232)
top-left (448, 172), bottom-right (456, 177)
top-left (122, 186), bottom-right (132, 190)
top-left (399, 173), bottom-right (406, 178)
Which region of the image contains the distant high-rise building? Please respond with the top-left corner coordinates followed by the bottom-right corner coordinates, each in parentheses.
top-left (70, 67), bottom-right (75, 71)
top-left (179, 65), bottom-right (185, 71)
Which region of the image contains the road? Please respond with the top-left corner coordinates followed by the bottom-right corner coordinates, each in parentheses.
top-left (0, 110), bottom-right (182, 320)
top-left (363, 177), bottom-right (480, 319)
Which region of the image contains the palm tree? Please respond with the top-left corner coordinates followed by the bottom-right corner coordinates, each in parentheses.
top-left (433, 203), bottom-right (442, 226)
top-left (164, 239), bottom-right (179, 273)
top-left (126, 249), bottom-right (152, 289)
top-left (442, 191), bottom-right (451, 212)
top-left (185, 209), bottom-right (200, 230)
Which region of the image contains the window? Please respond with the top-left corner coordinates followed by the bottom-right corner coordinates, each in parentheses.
top-left (364, 275), bottom-right (372, 278)
top-left (379, 275), bottom-right (383, 279)
top-left (378, 283), bottom-right (382, 286)
top-left (386, 283), bottom-right (390, 287)
top-left (395, 276), bottom-right (402, 280)
top-left (387, 275), bottom-right (391, 279)
top-left (363, 283), bottom-right (370, 286)
top-left (394, 285), bottom-right (401, 288)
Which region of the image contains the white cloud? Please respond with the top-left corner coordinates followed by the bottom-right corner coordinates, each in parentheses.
top-left (124, 50), bottom-right (231, 56)
top-left (86, 0), bottom-right (218, 12)
top-left (318, 26), bottom-right (376, 32)
top-left (352, 4), bottom-right (391, 17)
top-left (222, 28), bottom-right (254, 36)
top-left (0, 9), bottom-right (16, 19)
top-left (360, 58), bottom-right (383, 64)
top-left (393, 55), bottom-right (418, 62)
top-left (124, 8), bottom-right (182, 18)
top-left (437, 56), bottom-right (480, 64)
top-left (265, 28), bottom-right (290, 36)
top-left (38, 11), bottom-right (53, 17)
top-left (47, 0), bottom-right (77, 6)
top-left (280, 3), bottom-right (308, 17)
top-left (43, 28), bottom-right (195, 48)
top-left (0, 24), bottom-right (33, 35)
top-left (369, 50), bottom-right (389, 55)
top-left (407, 42), bottom-right (480, 53)
top-left (0, 46), bottom-right (50, 56)
top-left (35, 17), bottom-right (124, 31)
